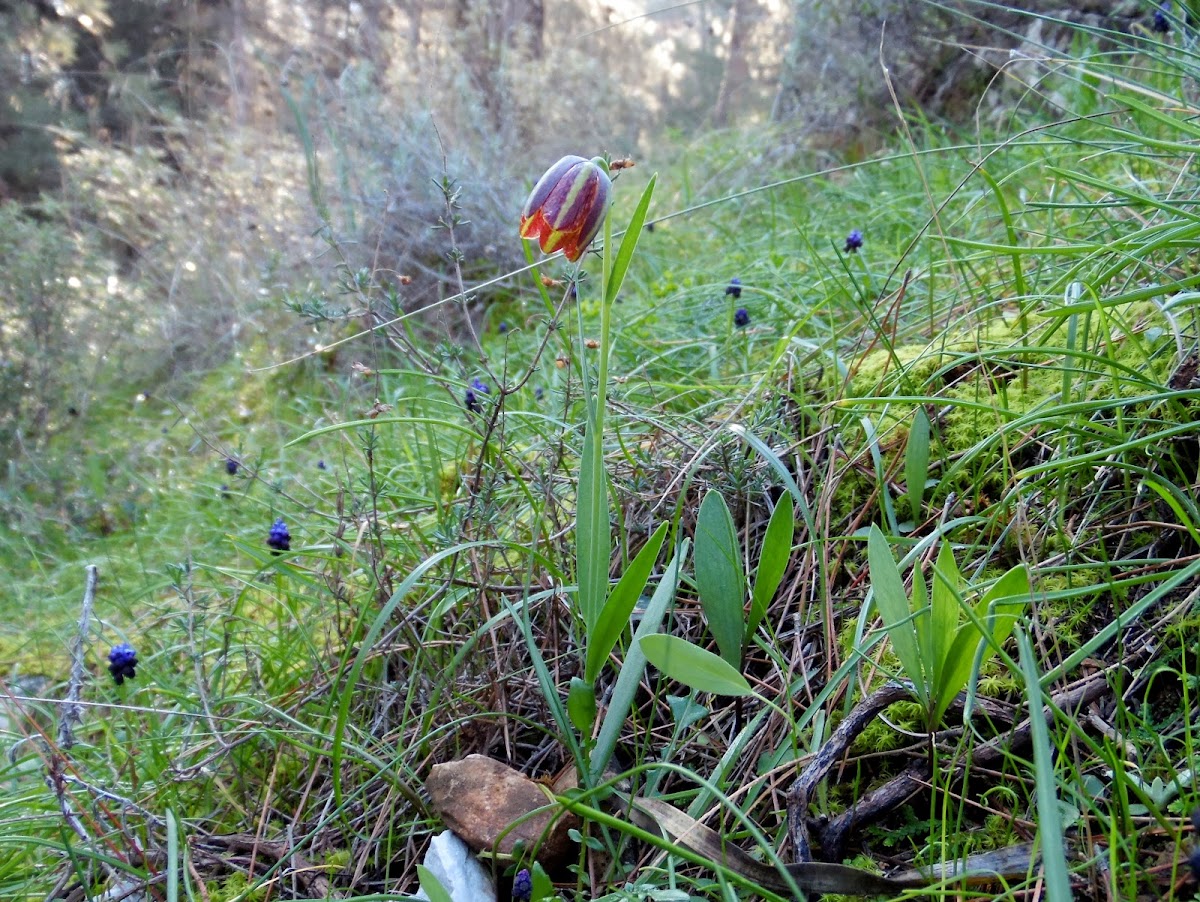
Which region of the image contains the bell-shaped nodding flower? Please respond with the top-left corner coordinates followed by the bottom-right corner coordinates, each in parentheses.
top-left (520, 156), bottom-right (612, 262)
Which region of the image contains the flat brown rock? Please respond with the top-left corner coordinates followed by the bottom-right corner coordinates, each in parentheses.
top-left (425, 755), bottom-right (579, 867)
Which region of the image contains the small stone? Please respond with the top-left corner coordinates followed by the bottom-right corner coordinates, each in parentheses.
top-left (426, 755), bottom-right (579, 868)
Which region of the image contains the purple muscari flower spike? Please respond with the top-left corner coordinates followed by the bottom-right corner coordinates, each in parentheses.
top-left (466, 377), bottom-right (491, 413)
top-left (267, 517), bottom-right (290, 553)
top-left (724, 277), bottom-right (742, 299)
top-left (512, 868), bottom-right (533, 902)
top-left (844, 229), bottom-right (864, 253)
top-left (1153, 2), bottom-right (1171, 33)
top-left (108, 643), bottom-right (138, 685)
top-left (734, 307), bottom-right (750, 329)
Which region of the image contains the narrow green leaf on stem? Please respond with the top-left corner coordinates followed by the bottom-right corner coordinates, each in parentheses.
top-left (934, 563), bottom-right (1028, 726)
top-left (867, 524), bottom-right (928, 708)
top-left (640, 633), bottom-right (753, 697)
top-left (606, 174), bottom-right (657, 306)
top-left (695, 489), bottom-right (746, 669)
top-left (586, 521), bottom-right (669, 683)
top-left (591, 540), bottom-right (690, 780)
top-left (905, 406), bottom-right (931, 524)
top-left (749, 493), bottom-right (794, 641)
top-left (577, 420), bottom-right (610, 634)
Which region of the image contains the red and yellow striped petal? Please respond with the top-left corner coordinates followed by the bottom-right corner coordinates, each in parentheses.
top-left (519, 156), bottom-right (611, 262)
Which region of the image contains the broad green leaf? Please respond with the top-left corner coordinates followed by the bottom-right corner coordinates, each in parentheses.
top-left (605, 174), bottom-right (657, 305)
top-left (976, 563), bottom-right (1030, 650)
top-left (639, 634), bottom-right (753, 697)
top-left (867, 524), bottom-right (928, 707)
top-left (938, 625), bottom-right (985, 726)
top-left (929, 542), bottom-right (961, 693)
top-left (694, 490), bottom-right (746, 669)
top-left (567, 677), bottom-right (597, 734)
top-left (905, 407), bottom-right (931, 523)
top-left (932, 563), bottom-right (1029, 725)
top-left (586, 521), bottom-right (669, 682)
top-left (577, 423), bottom-right (610, 633)
top-left (416, 866), bottom-right (454, 902)
top-left (748, 493), bottom-right (794, 641)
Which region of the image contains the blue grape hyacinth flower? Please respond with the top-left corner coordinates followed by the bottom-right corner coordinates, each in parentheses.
top-left (267, 517), bottom-right (290, 553)
top-left (1153, 2), bottom-right (1171, 33)
top-left (724, 277), bottom-right (742, 299)
top-left (512, 868), bottom-right (533, 902)
top-left (844, 229), bottom-right (864, 253)
top-left (108, 643), bottom-right (138, 685)
top-left (466, 377), bottom-right (491, 413)
top-left (734, 307), bottom-right (750, 328)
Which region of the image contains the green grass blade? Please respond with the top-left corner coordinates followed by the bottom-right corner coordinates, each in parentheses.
top-left (591, 539), bottom-right (689, 780)
top-left (694, 489), bottom-right (746, 669)
top-left (586, 521), bottom-right (669, 682)
top-left (867, 524), bottom-right (928, 708)
top-left (1017, 628), bottom-right (1073, 900)
top-left (639, 634), bottom-right (753, 697)
top-left (727, 423), bottom-right (818, 543)
top-left (748, 492), bottom-right (794, 641)
top-left (605, 174), bottom-right (657, 306)
top-left (1113, 93), bottom-right (1200, 140)
top-left (977, 167), bottom-right (1028, 302)
top-left (862, 417), bottom-right (900, 534)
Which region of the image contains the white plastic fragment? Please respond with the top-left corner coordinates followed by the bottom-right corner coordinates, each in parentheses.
top-left (413, 829), bottom-right (497, 902)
